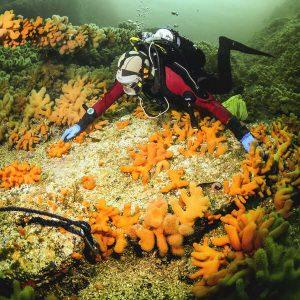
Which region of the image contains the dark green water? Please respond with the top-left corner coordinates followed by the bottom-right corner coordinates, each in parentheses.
top-left (0, 0), bottom-right (290, 42)
top-left (78, 0), bottom-right (286, 42)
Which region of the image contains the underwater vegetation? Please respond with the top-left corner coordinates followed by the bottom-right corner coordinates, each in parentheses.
top-left (237, 14), bottom-right (300, 120)
top-left (0, 279), bottom-right (35, 300)
top-left (193, 14), bottom-right (300, 121)
top-left (0, 3), bottom-right (299, 300)
top-left (0, 45), bottom-right (39, 72)
top-left (191, 235), bottom-right (300, 299)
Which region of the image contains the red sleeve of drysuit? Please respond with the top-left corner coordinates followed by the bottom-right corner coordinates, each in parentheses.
top-left (165, 66), bottom-right (232, 124)
top-left (92, 81), bottom-right (125, 117)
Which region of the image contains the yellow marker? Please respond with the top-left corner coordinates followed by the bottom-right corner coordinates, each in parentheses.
top-left (129, 36), bottom-right (141, 50)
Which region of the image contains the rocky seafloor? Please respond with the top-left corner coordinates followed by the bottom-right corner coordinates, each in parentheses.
top-left (0, 112), bottom-right (246, 299)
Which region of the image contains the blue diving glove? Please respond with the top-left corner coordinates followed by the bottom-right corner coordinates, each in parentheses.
top-left (240, 132), bottom-right (256, 152)
top-left (61, 124), bottom-right (81, 141)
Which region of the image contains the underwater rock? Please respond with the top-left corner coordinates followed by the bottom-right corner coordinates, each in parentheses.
top-left (0, 212), bottom-right (83, 283)
top-left (233, 14), bottom-right (300, 120)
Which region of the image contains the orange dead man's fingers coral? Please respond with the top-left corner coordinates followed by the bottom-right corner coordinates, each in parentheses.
top-left (121, 142), bottom-right (173, 184)
top-left (189, 238), bottom-right (225, 280)
top-left (161, 169), bottom-right (189, 193)
top-left (82, 176), bottom-right (96, 190)
top-left (241, 221), bottom-right (257, 252)
top-left (115, 119), bottom-right (130, 129)
top-left (143, 198), bottom-right (168, 228)
top-left (170, 182), bottom-right (210, 228)
top-left (111, 203), bottom-right (140, 230)
top-left (210, 236), bottom-right (230, 247)
top-left (274, 186), bottom-right (293, 210)
top-left (0, 161), bottom-right (41, 189)
top-left (224, 224), bottom-right (241, 251)
top-left (47, 140), bottom-right (71, 158)
top-left (134, 226), bottom-right (155, 252)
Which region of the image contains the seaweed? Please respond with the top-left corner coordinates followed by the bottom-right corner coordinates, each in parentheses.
top-left (192, 236), bottom-right (300, 300)
top-left (0, 280), bottom-right (35, 300)
top-left (233, 14), bottom-right (300, 120)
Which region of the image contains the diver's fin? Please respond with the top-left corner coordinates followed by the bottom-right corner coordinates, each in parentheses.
top-left (219, 36), bottom-right (274, 58)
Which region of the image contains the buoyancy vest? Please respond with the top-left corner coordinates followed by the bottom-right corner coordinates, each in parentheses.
top-left (142, 51), bottom-right (212, 109)
top-left (134, 37), bottom-right (215, 124)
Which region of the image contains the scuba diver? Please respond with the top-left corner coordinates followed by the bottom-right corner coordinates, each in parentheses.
top-left (61, 28), bottom-right (273, 152)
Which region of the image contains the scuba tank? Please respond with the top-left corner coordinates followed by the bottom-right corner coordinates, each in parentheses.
top-left (129, 36), bottom-right (170, 119)
top-left (129, 35), bottom-right (204, 127)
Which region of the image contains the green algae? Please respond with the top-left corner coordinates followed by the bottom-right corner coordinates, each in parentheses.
top-left (39, 248), bottom-right (193, 300)
top-left (0, 280), bottom-right (35, 300)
